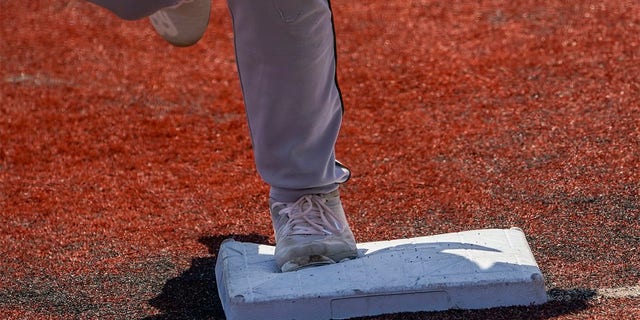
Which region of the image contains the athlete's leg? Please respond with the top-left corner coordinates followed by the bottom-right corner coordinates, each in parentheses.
top-left (227, 0), bottom-right (348, 202)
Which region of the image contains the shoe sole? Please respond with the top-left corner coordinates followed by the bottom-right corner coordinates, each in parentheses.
top-left (280, 253), bottom-right (358, 272)
top-left (281, 255), bottom-right (335, 272)
top-left (149, 0), bottom-right (211, 47)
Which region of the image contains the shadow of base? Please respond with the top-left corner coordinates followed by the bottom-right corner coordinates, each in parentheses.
top-left (144, 235), bottom-right (595, 320)
top-left (144, 234), bottom-right (270, 320)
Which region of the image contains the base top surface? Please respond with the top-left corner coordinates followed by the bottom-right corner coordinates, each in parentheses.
top-left (216, 228), bottom-right (545, 304)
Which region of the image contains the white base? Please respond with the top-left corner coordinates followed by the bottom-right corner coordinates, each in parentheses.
top-left (215, 228), bottom-right (547, 320)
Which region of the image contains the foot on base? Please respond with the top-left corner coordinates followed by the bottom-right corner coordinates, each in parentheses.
top-left (270, 190), bottom-right (358, 272)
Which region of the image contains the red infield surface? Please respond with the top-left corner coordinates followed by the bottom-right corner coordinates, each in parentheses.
top-left (1, 0), bottom-right (639, 319)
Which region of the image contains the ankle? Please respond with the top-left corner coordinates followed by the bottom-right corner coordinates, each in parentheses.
top-left (269, 185), bottom-right (340, 203)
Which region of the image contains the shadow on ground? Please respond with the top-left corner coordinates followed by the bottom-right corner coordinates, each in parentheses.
top-left (145, 236), bottom-right (596, 320)
top-left (144, 234), bottom-right (270, 320)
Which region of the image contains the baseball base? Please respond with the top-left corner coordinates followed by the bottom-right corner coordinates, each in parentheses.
top-left (215, 228), bottom-right (547, 320)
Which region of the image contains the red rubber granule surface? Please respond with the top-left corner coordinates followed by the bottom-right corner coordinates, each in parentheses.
top-left (1, 0), bottom-right (639, 319)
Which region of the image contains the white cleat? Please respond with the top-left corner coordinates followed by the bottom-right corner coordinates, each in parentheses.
top-left (270, 190), bottom-right (358, 272)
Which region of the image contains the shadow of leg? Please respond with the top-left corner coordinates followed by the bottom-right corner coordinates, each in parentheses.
top-left (145, 234), bottom-right (270, 319)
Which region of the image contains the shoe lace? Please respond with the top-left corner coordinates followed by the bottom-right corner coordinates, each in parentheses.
top-left (274, 195), bottom-right (343, 236)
